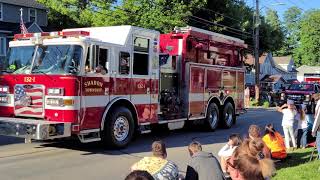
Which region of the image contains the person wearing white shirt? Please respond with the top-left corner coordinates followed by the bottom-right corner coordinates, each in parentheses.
top-left (218, 134), bottom-right (242, 174)
top-left (277, 100), bottom-right (297, 150)
top-left (312, 100), bottom-right (320, 159)
top-left (295, 105), bottom-right (308, 148)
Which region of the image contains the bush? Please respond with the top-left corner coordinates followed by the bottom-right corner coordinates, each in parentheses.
top-left (262, 101), bottom-right (270, 108)
top-left (249, 98), bottom-right (259, 107)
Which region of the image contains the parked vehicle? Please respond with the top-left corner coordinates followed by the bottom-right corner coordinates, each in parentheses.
top-left (0, 26), bottom-right (247, 148)
top-left (281, 83), bottom-right (320, 113)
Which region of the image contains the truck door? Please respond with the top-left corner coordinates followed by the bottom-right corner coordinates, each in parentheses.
top-left (222, 69), bottom-right (237, 101)
top-left (188, 64), bottom-right (205, 118)
top-left (131, 36), bottom-right (153, 123)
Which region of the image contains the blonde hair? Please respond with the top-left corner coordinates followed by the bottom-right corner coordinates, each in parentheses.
top-left (297, 105), bottom-right (306, 121)
top-left (233, 139), bottom-right (275, 179)
top-left (188, 141), bottom-right (202, 153)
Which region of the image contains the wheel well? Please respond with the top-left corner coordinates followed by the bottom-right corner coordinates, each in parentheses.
top-left (207, 97), bottom-right (221, 113)
top-left (224, 97), bottom-right (235, 109)
top-left (102, 99), bottom-right (138, 130)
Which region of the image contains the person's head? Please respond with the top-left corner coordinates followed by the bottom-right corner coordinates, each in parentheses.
top-left (296, 104), bottom-right (306, 120)
top-left (151, 141), bottom-right (167, 159)
top-left (125, 170), bottom-right (154, 180)
top-left (287, 100), bottom-right (295, 109)
top-left (228, 139), bottom-right (275, 180)
top-left (229, 134), bottom-right (242, 147)
top-left (188, 141), bottom-right (202, 157)
top-left (248, 125), bottom-right (261, 139)
top-left (264, 124), bottom-right (276, 137)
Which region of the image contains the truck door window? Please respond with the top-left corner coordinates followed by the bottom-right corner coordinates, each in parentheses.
top-left (95, 46), bottom-right (108, 74)
top-left (119, 52), bottom-right (130, 75)
top-left (133, 37), bottom-right (149, 75)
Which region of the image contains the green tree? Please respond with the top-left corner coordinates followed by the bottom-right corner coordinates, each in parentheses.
top-left (263, 9), bottom-right (284, 55)
top-left (37, 0), bottom-right (205, 33)
top-left (278, 7), bottom-right (302, 56)
top-left (295, 10), bottom-right (320, 66)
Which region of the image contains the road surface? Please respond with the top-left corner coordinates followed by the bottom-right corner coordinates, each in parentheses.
top-left (0, 108), bottom-right (282, 180)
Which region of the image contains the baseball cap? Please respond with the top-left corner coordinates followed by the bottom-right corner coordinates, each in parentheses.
top-left (287, 100), bottom-right (294, 105)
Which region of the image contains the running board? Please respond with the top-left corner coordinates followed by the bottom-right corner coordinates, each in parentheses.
top-left (78, 129), bottom-right (101, 143)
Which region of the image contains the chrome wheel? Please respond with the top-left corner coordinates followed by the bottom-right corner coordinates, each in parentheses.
top-left (225, 109), bottom-right (233, 126)
top-left (209, 109), bottom-right (218, 128)
top-left (113, 116), bottom-right (129, 142)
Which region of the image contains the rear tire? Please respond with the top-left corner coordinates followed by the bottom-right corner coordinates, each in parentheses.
top-left (221, 102), bottom-right (235, 128)
top-left (205, 103), bottom-right (220, 131)
top-left (101, 107), bottom-right (134, 148)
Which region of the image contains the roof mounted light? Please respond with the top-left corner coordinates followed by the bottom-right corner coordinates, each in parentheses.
top-left (14, 31), bottom-right (89, 40)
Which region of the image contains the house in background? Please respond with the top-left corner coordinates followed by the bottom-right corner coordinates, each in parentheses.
top-left (260, 75), bottom-right (286, 92)
top-left (244, 53), bottom-right (298, 86)
top-left (244, 54), bottom-right (267, 85)
top-left (260, 53), bottom-right (297, 82)
top-left (296, 65), bottom-right (320, 82)
top-left (0, 0), bottom-right (48, 61)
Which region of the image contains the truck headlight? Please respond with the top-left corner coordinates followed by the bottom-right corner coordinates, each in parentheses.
top-left (46, 98), bottom-right (74, 107)
top-left (281, 93), bottom-right (286, 100)
top-left (0, 86), bottom-right (9, 94)
top-left (46, 98), bottom-right (64, 106)
top-left (305, 95), bottom-right (310, 101)
top-left (47, 88), bottom-right (64, 96)
top-left (0, 95), bottom-right (9, 103)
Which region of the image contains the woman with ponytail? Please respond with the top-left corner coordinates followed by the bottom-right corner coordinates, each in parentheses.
top-left (262, 124), bottom-right (287, 160)
top-left (227, 139), bottom-right (275, 180)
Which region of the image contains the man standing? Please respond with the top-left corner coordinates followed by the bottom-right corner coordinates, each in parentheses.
top-left (185, 141), bottom-right (225, 180)
top-left (312, 100), bottom-right (320, 159)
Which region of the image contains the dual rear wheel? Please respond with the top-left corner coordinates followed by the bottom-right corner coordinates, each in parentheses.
top-left (205, 102), bottom-right (235, 131)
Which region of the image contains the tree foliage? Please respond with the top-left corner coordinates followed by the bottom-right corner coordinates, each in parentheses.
top-left (37, 0), bottom-right (205, 33)
top-left (295, 10), bottom-right (320, 66)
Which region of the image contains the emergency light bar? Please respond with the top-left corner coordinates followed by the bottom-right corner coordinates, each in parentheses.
top-left (14, 31), bottom-right (90, 40)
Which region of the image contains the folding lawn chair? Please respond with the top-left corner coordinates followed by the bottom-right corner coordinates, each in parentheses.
top-left (308, 141), bottom-right (318, 162)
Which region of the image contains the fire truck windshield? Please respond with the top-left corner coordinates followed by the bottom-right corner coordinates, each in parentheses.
top-left (3, 45), bottom-right (82, 75)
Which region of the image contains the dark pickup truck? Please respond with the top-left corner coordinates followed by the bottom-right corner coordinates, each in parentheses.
top-left (281, 83), bottom-right (320, 113)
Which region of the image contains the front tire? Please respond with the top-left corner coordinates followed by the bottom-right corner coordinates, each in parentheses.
top-left (221, 102), bottom-right (235, 128)
top-left (205, 103), bottom-right (220, 131)
top-left (102, 107), bottom-right (134, 148)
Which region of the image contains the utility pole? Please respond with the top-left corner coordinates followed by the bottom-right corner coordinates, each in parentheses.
top-left (254, 0), bottom-right (260, 101)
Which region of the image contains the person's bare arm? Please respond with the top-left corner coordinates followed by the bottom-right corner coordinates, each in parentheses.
top-left (277, 104), bottom-right (287, 113)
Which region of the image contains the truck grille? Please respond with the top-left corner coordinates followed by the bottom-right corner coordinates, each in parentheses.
top-left (14, 85), bottom-right (44, 118)
top-left (287, 94), bottom-right (304, 102)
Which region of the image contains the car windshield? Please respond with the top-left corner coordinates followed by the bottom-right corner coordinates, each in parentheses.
top-left (288, 84), bottom-right (314, 91)
top-left (2, 45), bottom-right (83, 75)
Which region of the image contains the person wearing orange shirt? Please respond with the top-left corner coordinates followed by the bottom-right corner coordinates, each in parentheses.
top-left (262, 124), bottom-right (287, 160)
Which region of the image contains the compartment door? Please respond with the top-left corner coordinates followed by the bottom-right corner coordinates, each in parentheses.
top-left (188, 66), bottom-right (205, 118)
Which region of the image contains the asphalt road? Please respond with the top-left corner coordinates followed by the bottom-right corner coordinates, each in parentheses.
top-left (0, 108), bottom-right (282, 180)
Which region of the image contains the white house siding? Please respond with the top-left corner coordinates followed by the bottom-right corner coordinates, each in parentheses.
top-left (260, 53), bottom-right (297, 81)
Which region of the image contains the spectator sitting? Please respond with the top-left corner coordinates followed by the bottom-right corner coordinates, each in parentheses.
top-left (218, 134), bottom-right (242, 174)
top-left (125, 170), bottom-right (155, 180)
top-left (262, 124), bottom-right (287, 160)
top-left (131, 141), bottom-right (179, 180)
top-left (185, 141), bottom-right (225, 180)
top-left (228, 139), bottom-right (275, 180)
top-left (247, 125), bottom-right (271, 159)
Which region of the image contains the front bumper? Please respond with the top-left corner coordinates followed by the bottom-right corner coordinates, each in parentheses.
top-left (0, 117), bottom-right (71, 140)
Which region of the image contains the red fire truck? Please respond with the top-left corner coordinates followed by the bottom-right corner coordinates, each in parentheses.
top-left (0, 26), bottom-right (246, 148)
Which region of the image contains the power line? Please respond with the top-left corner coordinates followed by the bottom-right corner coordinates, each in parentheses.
top-left (199, 7), bottom-right (243, 24)
top-left (190, 15), bottom-right (252, 35)
top-left (188, 16), bottom-right (252, 38)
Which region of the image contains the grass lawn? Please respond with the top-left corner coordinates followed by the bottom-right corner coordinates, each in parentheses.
top-left (273, 147), bottom-right (320, 180)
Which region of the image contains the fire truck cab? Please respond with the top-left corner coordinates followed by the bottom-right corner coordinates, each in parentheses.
top-left (0, 26), bottom-right (246, 148)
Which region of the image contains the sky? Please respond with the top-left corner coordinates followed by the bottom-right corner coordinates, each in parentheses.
top-left (246, 0), bottom-right (320, 19)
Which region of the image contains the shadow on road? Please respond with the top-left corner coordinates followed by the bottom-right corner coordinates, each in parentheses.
top-left (0, 108), bottom-right (282, 157)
